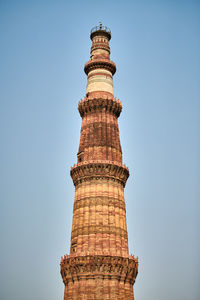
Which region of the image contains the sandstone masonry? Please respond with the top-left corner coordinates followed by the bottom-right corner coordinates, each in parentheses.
top-left (61, 24), bottom-right (138, 300)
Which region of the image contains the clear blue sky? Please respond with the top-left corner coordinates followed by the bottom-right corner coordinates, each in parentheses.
top-left (0, 1), bottom-right (199, 300)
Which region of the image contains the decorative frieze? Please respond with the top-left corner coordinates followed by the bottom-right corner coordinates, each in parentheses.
top-left (70, 161), bottom-right (129, 187)
top-left (61, 254), bottom-right (138, 285)
top-left (71, 225), bottom-right (128, 240)
top-left (73, 196), bottom-right (126, 211)
top-left (84, 59), bottom-right (116, 75)
top-left (78, 96), bottom-right (122, 118)
top-left (91, 43), bottom-right (110, 54)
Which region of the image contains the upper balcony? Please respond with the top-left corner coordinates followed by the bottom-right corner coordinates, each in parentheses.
top-left (90, 23), bottom-right (111, 41)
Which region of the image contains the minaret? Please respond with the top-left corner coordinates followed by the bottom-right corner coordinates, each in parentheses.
top-left (61, 24), bottom-right (138, 299)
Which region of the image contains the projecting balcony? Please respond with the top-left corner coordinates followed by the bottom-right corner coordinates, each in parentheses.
top-left (90, 23), bottom-right (111, 40)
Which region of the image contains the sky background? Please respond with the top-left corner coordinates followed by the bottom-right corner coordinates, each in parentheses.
top-left (0, 1), bottom-right (199, 300)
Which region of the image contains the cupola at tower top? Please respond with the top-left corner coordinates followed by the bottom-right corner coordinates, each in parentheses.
top-left (90, 22), bottom-right (111, 41)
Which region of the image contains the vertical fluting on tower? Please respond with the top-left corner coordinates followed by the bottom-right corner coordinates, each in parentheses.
top-left (61, 24), bottom-right (138, 300)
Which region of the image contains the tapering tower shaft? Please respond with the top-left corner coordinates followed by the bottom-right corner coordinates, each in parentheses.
top-left (61, 25), bottom-right (138, 300)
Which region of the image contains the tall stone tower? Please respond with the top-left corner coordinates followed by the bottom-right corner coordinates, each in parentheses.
top-left (61, 24), bottom-right (138, 299)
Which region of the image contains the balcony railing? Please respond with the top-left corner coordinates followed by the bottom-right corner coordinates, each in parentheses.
top-left (91, 24), bottom-right (111, 35)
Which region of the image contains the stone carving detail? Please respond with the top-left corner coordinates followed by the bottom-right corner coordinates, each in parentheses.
top-left (71, 225), bottom-right (128, 240)
top-left (73, 196), bottom-right (126, 211)
top-left (78, 96), bottom-right (122, 118)
top-left (61, 255), bottom-right (138, 285)
top-left (70, 161), bottom-right (129, 187)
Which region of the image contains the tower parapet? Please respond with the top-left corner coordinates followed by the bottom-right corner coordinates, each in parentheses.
top-left (90, 24), bottom-right (111, 40)
top-left (61, 24), bottom-right (138, 299)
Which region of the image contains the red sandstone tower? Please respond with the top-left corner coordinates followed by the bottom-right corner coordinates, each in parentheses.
top-left (61, 24), bottom-right (138, 299)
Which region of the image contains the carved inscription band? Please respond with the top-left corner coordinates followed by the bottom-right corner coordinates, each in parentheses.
top-left (73, 196), bottom-right (126, 211)
top-left (81, 121), bottom-right (119, 133)
top-left (71, 225), bottom-right (128, 240)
